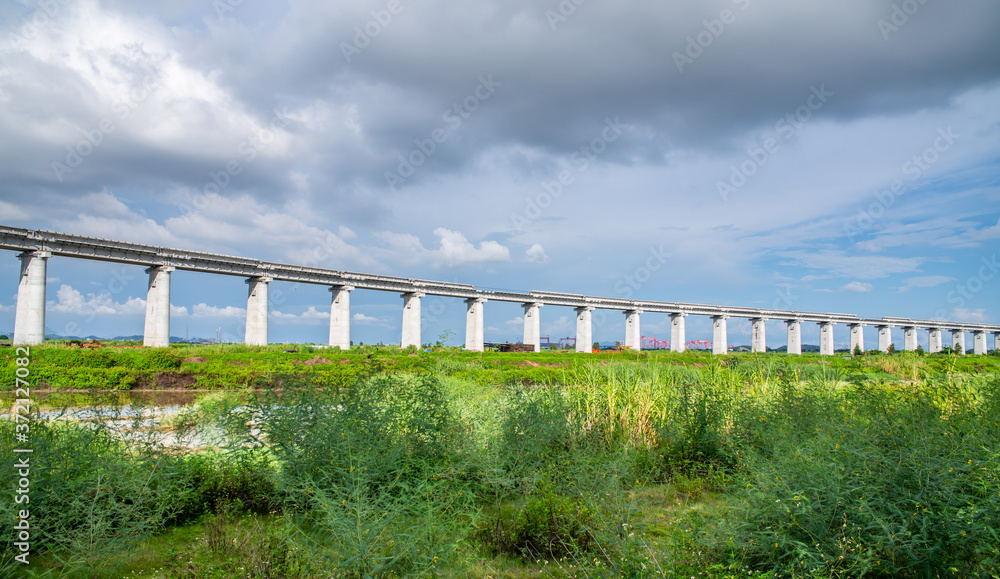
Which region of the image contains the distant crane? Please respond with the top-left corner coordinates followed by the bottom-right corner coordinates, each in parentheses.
top-left (641, 335), bottom-right (669, 350)
top-left (558, 336), bottom-right (576, 349)
top-left (540, 336), bottom-right (552, 348)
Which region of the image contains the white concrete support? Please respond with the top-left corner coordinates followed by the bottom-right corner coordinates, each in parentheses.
top-left (400, 292), bottom-right (424, 348)
top-left (995, 333), bottom-right (1000, 354)
top-left (849, 323), bottom-right (864, 353)
top-left (328, 285), bottom-right (353, 349)
top-left (711, 315), bottom-right (728, 355)
top-left (143, 266), bottom-right (174, 348)
top-left (952, 330), bottom-right (965, 355)
top-left (786, 319), bottom-right (802, 355)
top-left (522, 302), bottom-right (542, 352)
top-left (13, 251), bottom-right (50, 346)
top-left (624, 310), bottom-right (641, 351)
top-left (464, 298), bottom-right (486, 352)
top-left (974, 331), bottom-right (988, 356)
top-left (751, 318), bottom-right (767, 353)
top-left (819, 321), bottom-right (834, 356)
top-left (575, 307), bottom-right (594, 353)
top-left (670, 313), bottom-right (686, 352)
top-left (877, 325), bottom-right (892, 353)
top-left (244, 276), bottom-right (271, 346)
top-left (928, 329), bottom-right (943, 353)
top-left (902, 327), bottom-right (918, 352)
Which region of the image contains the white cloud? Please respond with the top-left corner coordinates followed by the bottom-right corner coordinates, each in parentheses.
top-left (949, 308), bottom-right (987, 323)
top-left (525, 243), bottom-right (548, 264)
top-left (0, 304), bottom-right (14, 313)
top-left (191, 303), bottom-right (246, 318)
top-left (505, 316), bottom-right (523, 326)
top-left (352, 313), bottom-right (381, 324)
top-left (840, 281), bottom-right (873, 293)
top-left (895, 275), bottom-right (955, 292)
top-left (374, 227), bottom-right (511, 268)
top-left (780, 250), bottom-right (924, 280)
top-left (47, 284), bottom-right (148, 315)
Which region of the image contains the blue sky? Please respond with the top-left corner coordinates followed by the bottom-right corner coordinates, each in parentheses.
top-left (0, 0), bottom-right (998, 348)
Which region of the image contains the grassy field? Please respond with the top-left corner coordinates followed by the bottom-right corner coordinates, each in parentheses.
top-left (2, 344), bottom-right (1000, 577)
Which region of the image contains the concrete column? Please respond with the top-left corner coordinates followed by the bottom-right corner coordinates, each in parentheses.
top-left (465, 298), bottom-right (486, 352)
top-left (995, 332), bottom-right (1000, 354)
top-left (974, 331), bottom-right (988, 356)
top-left (400, 292), bottom-right (424, 348)
top-left (624, 310), bottom-right (641, 351)
top-left (751, 318), bottom-right (766, 353)
top-left (670, 313), bottom-right (686, 352)
top-left (952, 330), bottom-right (965, 355)
top-left (819, 321), bottom-right (834, 356)
top-left (903, 327), bottom-right (918, 352)
top-left (143, 266), bottom-right (174, 348)
top-left (928, 329), bottom-right (943, 353)
top-left (877, 325), bottom-right (892, 353)
top-left (245, 276), bottom-right (271, 346)
top-left (329, 285), bottom-right (353, 349)
top-left (949, 330), bottom-right (965, 354)
top-left (786, 319), bottom-right (801, 355)
top-left (575, 306), bottom-right (594, 353)
top-left (849, 323), bottom-right (864, 353)
top-left (13, 251), bottom-right (50, 346)
top-left (522, 302), bottom-right (542, 352)
top-left (711, 315), bottom-right (728, 355)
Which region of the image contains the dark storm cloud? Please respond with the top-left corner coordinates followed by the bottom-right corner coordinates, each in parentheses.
top-left (1, 0), bottom-right (998, 206)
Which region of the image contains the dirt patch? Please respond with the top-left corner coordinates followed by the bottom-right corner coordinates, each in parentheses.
top-left (543, 362), bottom-right (569, 368)
top-left (227, 361), bottom-right (248, 367)
top-left (517, 360), bottom-right (541, 368)
top-left (339, 359), bottom-right (350, 365)
top-left (182, 356), bottom-right (209, 364)
top-left (693, 362), bottom-right (704, 368)
top-left (304, 356), bottom-right (334, 367)
top-left (149, 372), bottom-right (199, 389)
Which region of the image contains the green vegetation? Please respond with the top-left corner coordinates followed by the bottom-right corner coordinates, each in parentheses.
top-left (2, 345), bottom-right (999, 577)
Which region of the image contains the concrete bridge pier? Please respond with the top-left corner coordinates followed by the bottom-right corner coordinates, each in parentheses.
top-left (624, 310), bottom-right (641, 351)
top-left (903, 326), bottom-right (918, 352)
top-left (143, 266), bottom-right (174, 347)
top-left (928, 328), bottom-right (943, 353)
top-left (670, 313), bottom-right (686, 352)
top-left (465, 298), bottom-right (486, 352)
top-left (329, 285), bottom-right (353, 349)
top-left (786, 319), bottom-right (802, 355)
top-left (245, 277), bottom-right (271, 346)
top-left (995, 332), bottom-right (1000, 353)
top-left (575, 306), bottom-right (594, 353)
top-left (400, 292), bottom-right (424, 348)
top-left (974, 331), bottom-right (987, 356)
top-left (751, 318), bottom-right (767, 353)
top-left (849, 323), bottom-right (864, 353)
top-left (13, 250), bottom-right (50, 346)
top-left (877, 325), bottom-right (892, 353)
top-left (522, 302), bottom-right (542, 352)
top-left (819, 321), bottom-right (834, 356)
top-left (711, 315), bottom-right (728, 355)
top-left (952, 330), bottom-right (965, 355)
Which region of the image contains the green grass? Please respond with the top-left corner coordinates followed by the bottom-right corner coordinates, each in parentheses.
top-left (2, 347), bottom-right (1000, 577)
